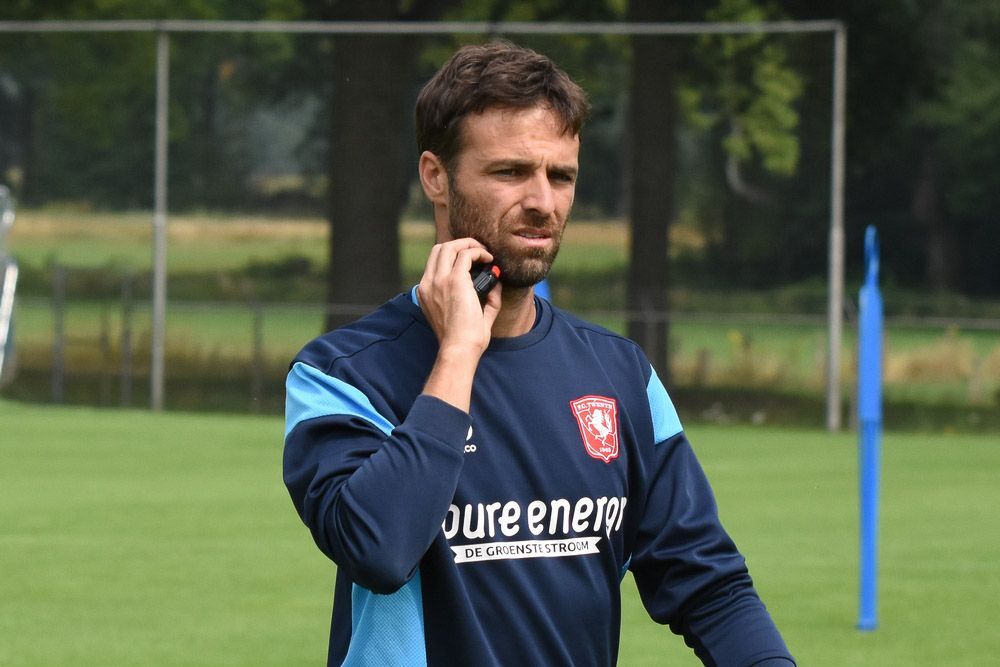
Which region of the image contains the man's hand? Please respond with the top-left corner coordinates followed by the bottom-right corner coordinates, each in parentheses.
top-left (417, 238), bottom-right (502, 412)
top-left (418, 238), bottom-right (502, 355)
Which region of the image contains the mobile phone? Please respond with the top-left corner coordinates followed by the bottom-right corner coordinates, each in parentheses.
top-left (470, 263), bottom-right (501, 304)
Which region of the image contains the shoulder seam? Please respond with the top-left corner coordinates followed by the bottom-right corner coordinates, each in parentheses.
top-left (322, 316), bottom-right (422, 376)
top-left (295, 309), bottom-right (423, 377)
top-left (555, 306), bottom-right (639, 349)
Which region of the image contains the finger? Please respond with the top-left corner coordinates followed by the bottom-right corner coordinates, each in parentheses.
top-left (418, 243), bottom-right (443, 299)
top-left (434, 239), bottom-right (487, 272)
top-left (426, 242), bottom-right (469, 292)
top-left (446, 237), bottom-right (487, 251)
top-left (453, 246), bottom-right (494, 275)
top-left (423, 243), bottom-right (442, 276)
top-left (428, 240), bottom-right (470, 279)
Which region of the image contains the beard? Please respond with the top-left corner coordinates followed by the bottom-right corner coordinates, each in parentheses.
top-left (447, 181), bottom-right (565, 289)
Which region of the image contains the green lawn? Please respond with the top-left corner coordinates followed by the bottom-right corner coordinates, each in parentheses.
top-left (2, 401), bottom-right (997, 665)
top-left (6, 211), bottom-right (331, 273)
top-left (7, 209), bottom-right (999, 410)
top-left (7, 210), bottom-right (629, 275)
top-left (13, 296), bottom-right (999, 407)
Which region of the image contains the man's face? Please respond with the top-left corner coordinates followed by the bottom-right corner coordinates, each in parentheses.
top-left (445, 106), bottom-right (579, 288)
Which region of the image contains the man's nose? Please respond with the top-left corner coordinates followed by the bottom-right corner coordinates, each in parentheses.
top-left (521, 172), bottom-right (556, 218)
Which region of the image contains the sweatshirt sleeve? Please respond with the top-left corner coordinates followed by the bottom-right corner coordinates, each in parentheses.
top-left (283, 360), bottom-right (470, 594)
top-left (631, 368), bottom-right (795, 666)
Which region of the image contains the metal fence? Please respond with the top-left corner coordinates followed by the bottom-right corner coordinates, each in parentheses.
top-left (13, 283), bottom-right (1000, 430)
top-left (0, 20), bottom-right (849, 422)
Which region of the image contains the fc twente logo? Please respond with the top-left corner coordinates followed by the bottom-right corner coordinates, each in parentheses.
top-left (570, 395), bottom-right (620, 463)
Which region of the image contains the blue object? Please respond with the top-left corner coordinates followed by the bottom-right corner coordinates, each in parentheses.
top-left (857, 225), bottom-right (883, 631)
top-left (535, 277), bottom-right (551, 300)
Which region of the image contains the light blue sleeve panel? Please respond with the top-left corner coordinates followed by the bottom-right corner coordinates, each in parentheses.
top-left (284, 361), bottom-right (395, 439)
top-left (646, 365), bottom-right (683, 444)
top-left (344, 574), bottom-right (427, 667)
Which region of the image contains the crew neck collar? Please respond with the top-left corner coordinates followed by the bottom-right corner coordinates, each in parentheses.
top-left (400, 288), bottom-right (552, 352)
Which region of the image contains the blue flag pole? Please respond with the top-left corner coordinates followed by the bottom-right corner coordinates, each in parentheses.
top-left (857, 225), bottom-right (883, 631)
top-left (535, 278), bottom-right (551, 301)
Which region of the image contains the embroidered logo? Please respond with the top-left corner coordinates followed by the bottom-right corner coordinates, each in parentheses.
top-left (570, 395), bottom-right (620, 463)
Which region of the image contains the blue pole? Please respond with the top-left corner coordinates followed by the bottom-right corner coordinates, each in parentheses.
top-left (535, 278), bottom-right (551, 301)
top-left (857, 225), bottom-right (883, 631)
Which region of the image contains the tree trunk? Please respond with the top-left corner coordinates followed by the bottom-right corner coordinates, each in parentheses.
top-left (625, 3), bottom-right (683, 379)
top-left (196, 67), bottom-right (219, 207)
top-left (323, 33), bottom-right (416, 330)
top-left (19, 85), bottom-right (40, 207)
top-left (912, 141), bottom-right (955, 292)
top-left (317, 0), bottom-right (459, 332)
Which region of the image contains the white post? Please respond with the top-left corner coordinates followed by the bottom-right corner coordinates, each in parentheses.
top-left (0, 263), bottom-right (17, 381)
top-left (151, 30), bottom-right (169, 411)
top-left (0, 186), bottom-right (17, 383)
top-left (826, 23), bottom-right (847, 432)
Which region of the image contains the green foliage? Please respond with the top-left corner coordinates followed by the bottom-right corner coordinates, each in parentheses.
top-left (3, 0), bottom-right (1000, 296)
top-left (0, 0), bottom-right (303, 209)
top-left (684, 0), bottom-right (804, 177)
top-left (913, 18), bottom-right (1000, 216)
top-left (794, 0), bottom-right (1000, 295)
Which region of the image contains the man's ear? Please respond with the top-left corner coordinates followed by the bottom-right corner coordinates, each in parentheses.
top-left (418, 151), bottom-right (449, 206)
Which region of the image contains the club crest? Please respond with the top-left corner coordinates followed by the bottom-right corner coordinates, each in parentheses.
top-left (570, 395), bottom-right (620, 463)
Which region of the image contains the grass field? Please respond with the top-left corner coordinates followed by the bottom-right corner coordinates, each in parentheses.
top-left (12, 295), bottom-right (1000, 411)
top-left (7, 210), bottom-right (1000, 415)
top-left (2, 400), bottom-right (998, 665)
top-left (6, 209), bottom-right (631, 276)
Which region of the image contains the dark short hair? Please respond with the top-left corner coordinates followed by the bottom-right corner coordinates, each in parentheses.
top-left (415, 40), bottom-right (590, 169)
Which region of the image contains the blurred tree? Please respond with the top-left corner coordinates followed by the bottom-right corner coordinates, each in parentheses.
top-left (294, 0), bottom-right (621, 331)
top-left (0, 1), bottom-right (156, 206)
top-left (294, 0), bottom-right (461, 331)
top-left (906, 2), bottom-right (1000, 295)
top-left (624, 1), bottom-right (684, 378)
top-left (6, 0), bottom-right (996, 307)
top-left (0, 0), bottom-right (302, 209)
top-left (779, 0), bottom-right (1000, 295)
top-left (625, 0), bottom-right (804, 375)
top-left (680, 0), bottom-right (806, 290)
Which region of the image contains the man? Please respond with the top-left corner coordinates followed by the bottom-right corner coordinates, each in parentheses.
top-left (284, 41), bottom-right (794, 666)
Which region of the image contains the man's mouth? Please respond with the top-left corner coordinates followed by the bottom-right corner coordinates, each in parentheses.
top-left (513, 229), bottom-right (551, 240)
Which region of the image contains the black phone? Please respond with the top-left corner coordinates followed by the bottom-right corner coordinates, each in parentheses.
top-left (470, 263), bottom-right (501, 304)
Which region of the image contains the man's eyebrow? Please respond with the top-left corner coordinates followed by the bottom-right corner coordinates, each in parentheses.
top-left (482, 158), bottom-right (533, 170)
top-left (482, 159), bottom-right (578, 177)
top-left (549, 164), bottom-right (578, 178)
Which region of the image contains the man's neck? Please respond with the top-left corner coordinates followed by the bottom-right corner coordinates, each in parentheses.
top-left (491, 286), bottom-right (536, 338)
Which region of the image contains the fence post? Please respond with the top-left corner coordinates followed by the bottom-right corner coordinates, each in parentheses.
top-left (120, 273), bottom-right (133, 407)
top-left (150, 29), bottom-right (170, 411)
top-left (52, 265), bottom-right (67, 403)
top-left (0, 261), bottom-right (16, 385)
top-left (0, 185), bottom-right (18, 385)
top-left (99, 300), bottom-right (112, 404)
top-left (251, 301), bottom-right (264, 412)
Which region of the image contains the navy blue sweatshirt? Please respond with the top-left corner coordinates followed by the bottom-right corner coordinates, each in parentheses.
top-left (284, 291), bottom-right (794, 666)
